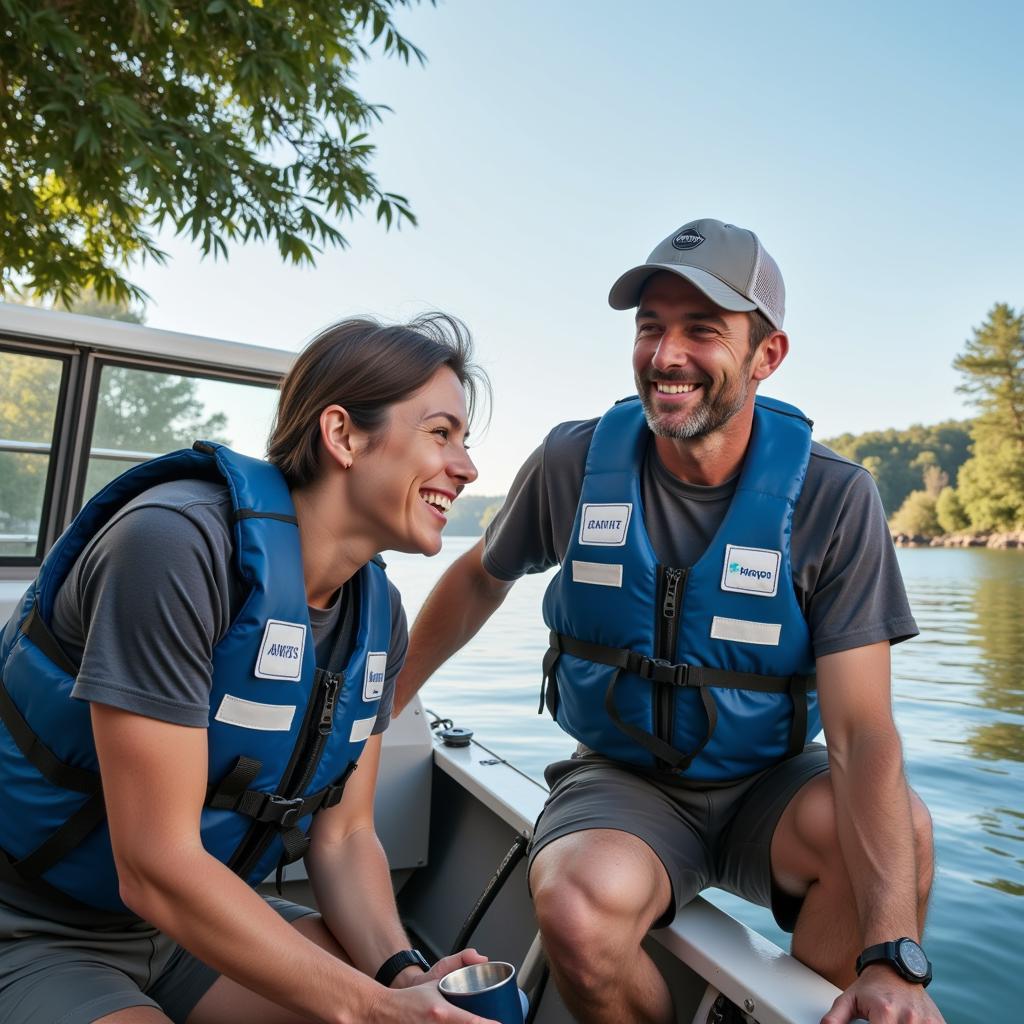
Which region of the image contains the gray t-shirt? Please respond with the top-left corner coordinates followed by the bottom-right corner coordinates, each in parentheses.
top-left (483, 417), bottom-right (918, 656)
top-left (51, 478), bottom-right (407, 729)
top-left (0, 478), bottom-right (407, 922)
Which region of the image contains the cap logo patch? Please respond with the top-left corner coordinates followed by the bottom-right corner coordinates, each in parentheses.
top-left (672, 229), bottom-right (705, 251)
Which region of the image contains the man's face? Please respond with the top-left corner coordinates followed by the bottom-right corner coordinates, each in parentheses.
top-left (632, 272), bottom-right (757, 440)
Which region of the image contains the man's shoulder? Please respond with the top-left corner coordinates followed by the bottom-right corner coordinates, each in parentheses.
top-left (540, 417), bottom-right (600, 468)
top-left (807, 441), bottom-right (875, 487)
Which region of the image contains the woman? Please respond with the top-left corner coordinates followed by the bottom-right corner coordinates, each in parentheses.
top-left (0, 315), bottom-right (497, 1023)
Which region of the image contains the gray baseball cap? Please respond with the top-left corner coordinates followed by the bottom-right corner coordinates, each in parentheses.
top-left (608, 218), bottom-right (785, 329)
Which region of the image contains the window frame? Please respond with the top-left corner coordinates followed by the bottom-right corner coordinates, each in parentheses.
top-left (0, 319), bottom-right (287, 573)
top-left (70, 352), bottom-right (281, 520)
top-left (0, 339), bottom-right (76, 568)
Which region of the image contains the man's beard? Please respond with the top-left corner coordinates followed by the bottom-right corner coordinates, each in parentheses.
top-left (636, 367), bottom-right (751, 440)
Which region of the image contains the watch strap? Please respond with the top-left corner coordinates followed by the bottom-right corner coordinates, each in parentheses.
top-left (856, 940), bottom-right (898, 975)
top-left (374, 948), bottom-right (431, 988)
top-left (856, 938), bottom-right (932, 987)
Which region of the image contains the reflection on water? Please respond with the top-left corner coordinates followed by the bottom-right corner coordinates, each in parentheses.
top-left (384, 540), bottom-right (1024, 1022)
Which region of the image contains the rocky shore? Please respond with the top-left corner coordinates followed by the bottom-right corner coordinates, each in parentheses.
top-left (892, 530), bottom-right (1024, 549)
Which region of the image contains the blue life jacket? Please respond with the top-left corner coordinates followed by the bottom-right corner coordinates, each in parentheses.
top-left (0, 443), bottom-right (391, 912)
top-left (541, 396), bottom-right (818, 780)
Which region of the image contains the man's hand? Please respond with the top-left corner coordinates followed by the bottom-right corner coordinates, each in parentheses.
top-left (392, 949), bottom-right (489, 989)
top-left (822, 967), bottom-right (945, 1024)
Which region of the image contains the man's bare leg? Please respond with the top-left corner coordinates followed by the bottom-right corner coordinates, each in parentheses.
top-left (530, 829), bottom-right (674, 1024)
top-left (771, 773), bottom-right (935, 986)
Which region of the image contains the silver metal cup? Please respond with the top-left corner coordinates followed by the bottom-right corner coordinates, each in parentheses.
top-left (438, 961), bottom-right (527, 1023)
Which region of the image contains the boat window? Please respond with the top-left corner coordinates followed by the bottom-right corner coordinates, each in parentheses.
top-left (80, 364), bottom-right (280, 504)
top-left (0, 349), bottom-right (66, 559)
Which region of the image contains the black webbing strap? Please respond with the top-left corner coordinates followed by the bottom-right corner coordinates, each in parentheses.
top-left (552, 632), bottom-right (807, 694)
top-left (233, 509), bottom-right (298, 526)
top-left (787, 675), bottom-right (811, 757)
top-left (552, 630), bottom-right (816, 771)
top-left (20, 605), bottom-right (79, 677)
top-left (0, 683), bottom-right (100, 795)
top-left (539, 634), bottom-right (563, 714)
top-left (206, 758), bottom-right (358, 832)
top-left (601, 668), bottom-right (693, 770)
top-left (0, 790), bottom-right (106, 882)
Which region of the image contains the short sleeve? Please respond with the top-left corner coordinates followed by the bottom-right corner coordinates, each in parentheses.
top-left (482, 420), bottom-right (595, 580)
top-left (64, 506), bottom-right (231, 726)
top-left (799, 465), bottom-right (919, 658)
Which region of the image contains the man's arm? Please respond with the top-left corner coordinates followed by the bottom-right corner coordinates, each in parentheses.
top-left (306, 733), bottom-right (486, 987)
top-left (394, 538), bottom-right (514, 714)
top-left (816, 642), bottom-right (943, 1024)
top-left (94, 704), bottom-right (493, 1024)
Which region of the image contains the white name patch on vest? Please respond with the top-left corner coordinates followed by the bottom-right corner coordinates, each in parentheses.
top-left (579, 503), bottom-right (632, 546)
top-left (215, 694), bottom-right (296, 731)
top-left (363, 652), bottom-right (388, 701)
top-left (350, 716), bottom-right (376, 744)
top-left (721, 545), bottom-right (781, 597)
top-left (572, 560), bottom-right (623, 588)
top-left (710, 616), bottom-right (782, 646)
top-left (255, 619), bottom-right (306, 681)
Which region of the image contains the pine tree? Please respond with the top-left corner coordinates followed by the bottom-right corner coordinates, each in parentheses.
top-left (952, 304), bottom-right (1024, 530)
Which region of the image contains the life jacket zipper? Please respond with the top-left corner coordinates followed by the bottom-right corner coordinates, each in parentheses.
top-left (229, 671), bottom-right (340, 880)
top-left (655, 567), bottom-right (684, 770)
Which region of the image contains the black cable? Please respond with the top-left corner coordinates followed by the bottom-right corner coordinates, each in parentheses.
top-left (449, 834), bottom-right (529, 955)
top-left (423, 707), bottom-right (454, 732)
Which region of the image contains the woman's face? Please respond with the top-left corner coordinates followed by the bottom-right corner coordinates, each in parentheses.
top-left (349, 366), bottom-right (478, 556)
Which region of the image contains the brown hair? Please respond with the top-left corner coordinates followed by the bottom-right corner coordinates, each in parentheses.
top-left (267, 313), bottom-right (489, 488)
top-left (748, 309), bottom-right (777, 352)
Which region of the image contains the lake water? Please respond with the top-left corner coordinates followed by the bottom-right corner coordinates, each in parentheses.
top-left (384, 538), bottom-right (1023, 1024)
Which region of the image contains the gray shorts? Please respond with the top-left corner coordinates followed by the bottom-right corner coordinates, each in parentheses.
top-left (530, 744), bottom-right (830, 931)
top-left (0, 893), bottom-right (316, 1024)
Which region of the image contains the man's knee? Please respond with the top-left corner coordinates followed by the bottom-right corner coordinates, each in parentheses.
top-left (530, 831), bottom-right (669, 975)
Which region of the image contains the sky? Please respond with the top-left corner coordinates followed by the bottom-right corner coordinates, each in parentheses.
top-left (129, 0), bottom-right (1024, 494)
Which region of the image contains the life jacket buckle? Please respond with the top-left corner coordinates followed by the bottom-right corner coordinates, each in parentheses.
top-left (262, 795), bottom-right (304, 828)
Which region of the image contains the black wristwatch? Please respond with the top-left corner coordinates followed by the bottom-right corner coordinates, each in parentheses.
top-left (856, 937), bottom-right (932, 987)
top-left (374, 949), bottom-right (431, 988)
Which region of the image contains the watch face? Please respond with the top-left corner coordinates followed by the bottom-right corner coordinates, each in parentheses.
top-left (899, 939), bottom-right (929, 977)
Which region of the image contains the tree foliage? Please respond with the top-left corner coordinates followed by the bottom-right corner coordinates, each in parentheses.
top-left (935, 486), bottom-right (969, 534)
top-left (889, 490), bottom-right (941, 538)
top-left (0, 0), bottom-right (428, 304)
top-left (823, 421), bottom-right (972, 516)
top-left (443, 494), bottom-right (505, 536)
top-left (950, 304), bottom-right (1024, 531)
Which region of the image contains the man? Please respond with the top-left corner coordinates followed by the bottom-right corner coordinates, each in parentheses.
top-left (396, 219), bottom-right (943, 1024)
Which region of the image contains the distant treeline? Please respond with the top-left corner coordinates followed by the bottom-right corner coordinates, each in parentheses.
top-left (445, 494), bottom-right (505, 535)
top-left (830, 303), bottom-right (1023, 537)
top-left (822, 422), bottom-right (973, 518)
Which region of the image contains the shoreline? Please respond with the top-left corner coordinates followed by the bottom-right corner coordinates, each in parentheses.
top-left (892, 530), bottom-right (1024, 549)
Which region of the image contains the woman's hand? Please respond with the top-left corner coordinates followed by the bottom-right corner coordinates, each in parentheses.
top-left (396, 949), bottom-right (489, 989)
top-left (372, 977), bottom-right (499, 1022)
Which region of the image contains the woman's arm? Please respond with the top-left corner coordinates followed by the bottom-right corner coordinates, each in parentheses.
top-left (93, 704), bottom-right (489, 1024)
top-left (307, 734), bottom-right (486, 987)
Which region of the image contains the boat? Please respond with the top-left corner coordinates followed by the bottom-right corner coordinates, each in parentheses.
top-left (0, 302), bottom-right (843, 1023)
